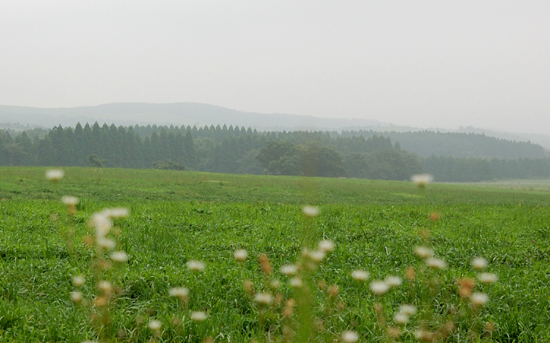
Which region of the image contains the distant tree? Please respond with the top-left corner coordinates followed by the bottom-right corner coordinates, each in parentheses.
top-left (257, 141), bottom-right (301, 175)
top-left (344, 153), bottom-right (368, 178)
top-left (300, 143), bottom-right (346, 177)
top-left (88, 154), bottom-right (106, 167)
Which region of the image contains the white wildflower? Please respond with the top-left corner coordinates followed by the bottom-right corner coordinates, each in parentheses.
top-left (254, 292), bottom-right (273, 305)
top-left (425, 257), bottom-right (447, 270)
top-left (148, 319), bottom-right (162, 331)
top-left (45, 169), bottom-right (64, 181)
top-left (341, 330), bottom-right (359, 342)
top-left (414, 246), bottom-right (433, 259)
top-left (290, 277), bottom-right (303, 288)
top-left (369, 280), bottom-right (390, 295)
top-left (97, 237), bottom-right (115, 250)
top-left (477, 272), bottom-right (498, 284)
top-left (70, 291), bottom-right (83, 303)
top-left (61, 196), bottom-right (78, 206)
top-left (72, 275), bottom-right (85, 287)
top-left (399, 304), bottom-right (417, 316)
top-left (470, 292), bottom-right (489, 307)
top-left (103, 208), bottom-right (130, 218)
top-left (234, 249), bottom-right (248, 262)
top-left (169, 287), bottom-right (189, 300)
top-left (89, 212), bottom-right (112, 237)
top-left (351, 270), bottom-right (370, 281)
top-left (302, 205), bottom-right (320, 217)
top-left (318, 240), bottom-right (334, 253)
top-left (97, 280), bottom-right (112, 292)
top-left (191, 311), bottom-right (207, 322)
top-left (385, 275), bottom-right (402, 287)
top-left (471, 257), bottom-right (488, 270)
top-left (280, 265), bottom-right (298, 276)
top-left (394, 313), bottom-right (409, 325)
top-left (307, 250), bottom-right (325, 263)
top-left (187, 260), bottom-right (205, 271)
top-left (411, 173), bottom-right (434, 187)
top-left (110, 251), bottom-right (129, 263)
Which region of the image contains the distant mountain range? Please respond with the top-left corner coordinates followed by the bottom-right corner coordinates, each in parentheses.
top-left (0, 102), bottom-right (383, 131)
top-left (1, 102), bottom-right (550, 150)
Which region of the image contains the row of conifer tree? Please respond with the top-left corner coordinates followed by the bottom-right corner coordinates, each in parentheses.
top-left (1, 122), bottom-right (549, 182)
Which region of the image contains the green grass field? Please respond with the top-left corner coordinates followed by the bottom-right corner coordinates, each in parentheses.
top-left (1, 167), bottom-right (549, 342)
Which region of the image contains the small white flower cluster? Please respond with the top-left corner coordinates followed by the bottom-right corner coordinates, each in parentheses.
top-left (187, 260), bottom-right (206, 271)
top-left (414, 246), bottom-right (447, 270)
top-left (148, 319), bottom-right (162, 332)
top-left (366, 275), bottom-right (402, 296)
top-left (351, 270), bottom-right (370, 281)
top-left (302, 205), bottom-right (320, 217)
top-left (190, 311), bottom-right (207, 322)
top-left (393, 304), bottom-right (417, 325)
top-left (281, 264), bottom-right (298, 276)
top-left (410, 173), bottom-right (434, 187)
top-left (70, 275), bottom-right (85, 304)
top-left (169, 287), bottom-right (189, 302)
top-left (470, 292), bottom-right (489, 307)
top-left (61, 196), bottom-right (79, 206)
top-left (369, 280), bottom-right (390, 296)
top-left (341, 330), bottom-right (359, 342)
top-left (471, 257), bottom-right (498, 284)
top-left (234, 249), bottom-right (248, 262)
top-left (469, 257), bottom-right (496, 307)
top-left (45, 169), bottom-right (64, 181)
top-left (88, 209), bottom-right (130, 263)
top-left (254, 292), bottom-right (273, 305)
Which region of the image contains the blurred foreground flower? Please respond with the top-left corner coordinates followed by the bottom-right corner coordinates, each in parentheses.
top-left (103, 208), bottom-right (130, 218)
top-left (318, 239), bottom-right (334, 253)
top-left (148, 319), bottom-right (162, 331)
top-left (385, 276), bottom-right (402, 287)
top-left (351, 270), bottom-right (370, 281)
top-left (341, 330), bottom-right (359, 342)
top-left (45, 169), bottom-right (64, 181)
top-left (470, 292), bottom-right (489, 307)
top-left (281, 264), bottom-right (298, 275)
top-left (414, 246), bottom-right (433, 259)
top-left (254, 292), bottom-right (273, 305)
top-left (187, 260), bottom-right (205, 271)
top-left (370, 280), bottom-right (390, 295)
top-left (477, 272), bottom-right (498, 284)
top-left (72, 275), bottom-right (85, 287)
top-left (234, 249), bottom-right (248, 262)
top-left (110, 251), bottom-right (128, 263)
top-left (411, 173), bottom-right (433, 187)
top-left (471, 257), bottom-right (488, 270)
top-left (426, 257), bottom-right (447, 270)
top-left (70, 291), bottom-right (83, 303)
top-left (191, 311), bottom-right (207, 322)
top-left (61, 196), bottom-right (79, 206)
top-left (302, 205), bottom-right (320, 217)
top-left (169, 287), bottom-right (189, 302)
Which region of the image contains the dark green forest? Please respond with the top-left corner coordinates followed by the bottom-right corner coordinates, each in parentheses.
top-left (1, 122), bottom-right (550, 182)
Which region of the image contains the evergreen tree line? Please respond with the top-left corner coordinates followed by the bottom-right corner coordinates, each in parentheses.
top-left (424, 156), bottom-right (550, 182)
top-left (1, 122), bottom-right (550, 182)
top-left (339, 130), bottom-right (546, 159)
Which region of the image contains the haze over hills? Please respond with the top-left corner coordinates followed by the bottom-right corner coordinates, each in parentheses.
top-left (0, 103), bottom-right (383, 131)
top-left (1, 102), bottom-right (550, 150)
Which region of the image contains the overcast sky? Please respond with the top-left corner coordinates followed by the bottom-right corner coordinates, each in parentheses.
top-left (1, 1), bottom-right (549, 134)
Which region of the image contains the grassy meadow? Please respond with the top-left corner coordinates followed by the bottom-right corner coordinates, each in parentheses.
top-left (1, 167), bottom-right (550, 342)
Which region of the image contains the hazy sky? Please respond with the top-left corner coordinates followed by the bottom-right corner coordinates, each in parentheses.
top-left (1, 1), bottom-right (549, 134)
